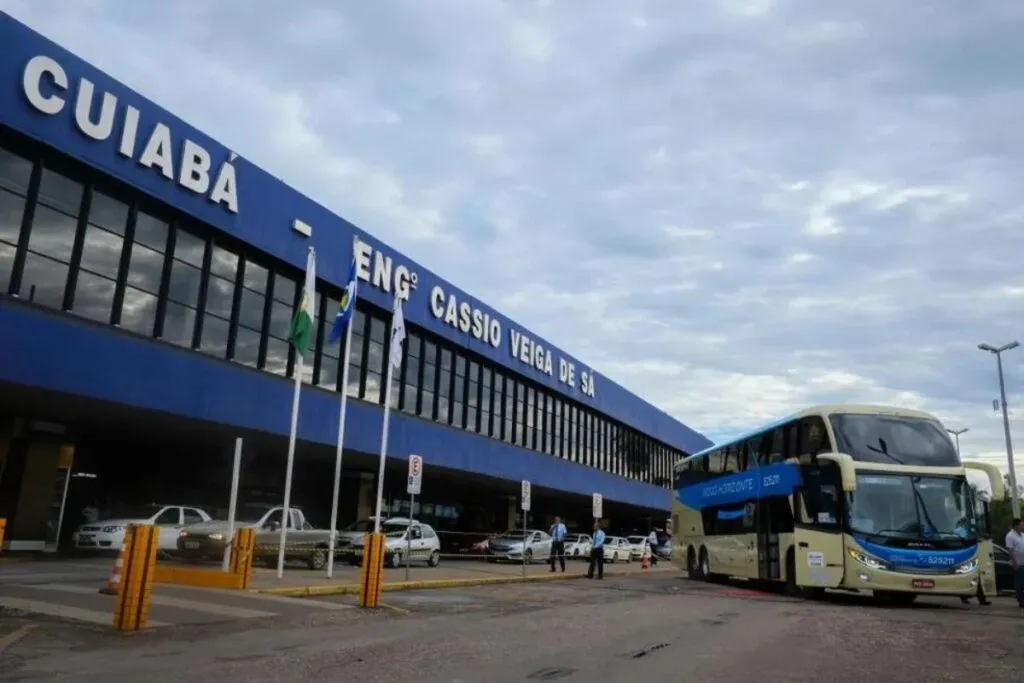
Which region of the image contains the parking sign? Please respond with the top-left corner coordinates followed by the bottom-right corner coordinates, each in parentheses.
top-left (521, 480), bottom-right (531, 512)
top-left (592, 493), bottom-right (603, 519)
top-left (407, 454), bottom-right (423, 495)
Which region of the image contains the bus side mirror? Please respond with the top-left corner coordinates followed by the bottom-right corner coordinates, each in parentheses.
top-left (816, 453), bottom-right (856, 492)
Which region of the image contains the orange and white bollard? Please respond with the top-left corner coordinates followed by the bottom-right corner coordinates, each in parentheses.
top-left (641, 546), bottom-right (651, 571)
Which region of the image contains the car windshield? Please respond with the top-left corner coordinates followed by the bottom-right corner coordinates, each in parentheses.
top-left (235, 504), bottom-right (275, 523)
top-left (628, 536), bottom-right (645, 543)
top-left (829, 413), bottom-right (959, 466)
top-left (343, 520), bottom-right (376, 533)
top-left (498, 531), bottom-right (528, 540)
top-left (112, 503), bottom-right (163, 519)
top-left (846, 474), bottom-right (977, 542)
top-left (382, 522), bottom-right (408, 538)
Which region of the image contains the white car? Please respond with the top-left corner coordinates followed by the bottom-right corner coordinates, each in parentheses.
top-left (602, 536), bottom-right (633, 563)
top-left (626, 535), bottom-right (648, 560)
top-left (486, 529), bottom-right (553, 563)
top-left (72, 504), bottom-right (211, 552)
top-left (349, 518), bottom-right (441, 569)
top-left (564, 533), bottom-right (592, 559)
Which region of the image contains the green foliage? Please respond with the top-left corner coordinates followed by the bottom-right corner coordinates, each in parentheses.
top-left (986, 497), bottom-right (1020, 541)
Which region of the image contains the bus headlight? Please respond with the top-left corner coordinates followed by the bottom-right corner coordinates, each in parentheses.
top-left (954, 559), bottom-right (978, 574)
top-left (848, 548), bottom-right (891, 571)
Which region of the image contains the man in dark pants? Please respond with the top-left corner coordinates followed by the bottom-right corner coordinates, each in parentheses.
top-left (587, 521), bottom-right (606, 580)
top-left (1005, 517), bottom-right (1024, 611)
top-left (549, 516), bottom-right (567, 572)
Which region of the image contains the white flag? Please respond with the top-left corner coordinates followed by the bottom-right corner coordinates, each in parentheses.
top-left (389, 296), bottom-right (406, 369)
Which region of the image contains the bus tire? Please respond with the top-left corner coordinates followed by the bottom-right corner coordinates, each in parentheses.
top-left (785, 548), bottom-right (810, 598)
top-left (686, 547), bottom-right (699, 580)
top-left (698, 547), bottom-right (711, 582)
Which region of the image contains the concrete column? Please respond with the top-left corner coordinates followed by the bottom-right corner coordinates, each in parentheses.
top-left (357, 472), bottom-right (375, 520)
top-left (506, 496), bottom-right (516, 531)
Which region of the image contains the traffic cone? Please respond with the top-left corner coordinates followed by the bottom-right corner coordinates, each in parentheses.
top-left (99, 542), bottom-right (127, 595)
top-left (641, 547), bottom-right (651, 571)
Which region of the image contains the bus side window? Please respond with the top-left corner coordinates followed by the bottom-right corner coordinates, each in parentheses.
top-left (799, 417), bottom-right (832, 457)
top-left (767, 428), bottom-right (785, 464)
top-left (723, 445), bottom-right (739, 473)
top-left (745, 435), bottom-right (765, 469)
top-left (708, 450), bottom-right (724, 474)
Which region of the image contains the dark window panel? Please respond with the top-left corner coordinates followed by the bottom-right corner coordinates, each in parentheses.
top-left (272, 272), bottom-right (296, 306)
top-left (26, 205), bottom-right (76, 263)
top-left (173, 228), bottom-right (205, 268)
top-left (20, 252), bottom-right (67, 309)
top-left (209, 245), bottom-right (238, 280)
top-left (0, 241), bottom-right (14, 293)
top-left (78, 225), bottom-right (122, 280)
top-left (480, 367), bottom-right (492, 436)
top-left (162, 301), bottom-right (196, 348)
top-left (88, 191), bottom-right (129, 236)
top-left (132, 211), bottom-right (168, 251)
top-left (238, 288), bottom-right (265, 330)
top-left (0, 189), bottom-right (27, 245)
top-left (369, 316), bottom-right (386, 343)
top-left (120, 286), bottom-right (158, 336)
top-left (364, 370), bottom-right (382, 404)
top-left (126, 242), bottom-right (165, 294)
top-left (243, 260), bottom-right (268, 294)
top-left (233, 325), bottom-right (261, 367)
top-left (265, 336), bottom-right (290, 376)
top-left (268, 298), bottom-right (293, 340)
top-left (37, 169), bottom-right (83, 216)
top-left (205, 274), bottom-right (234, 319)
top-left (200, 314), bottom-right (230, 358)
top-left (319, 352), bottom-right (340, 391)
top-left (167, 259), bottom-right (201, 307)
top-left (0, 148), bottom-right (32, 194)
top-left (72, 269), bottom-right (115, 323)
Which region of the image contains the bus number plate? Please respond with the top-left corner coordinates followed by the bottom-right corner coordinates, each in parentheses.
top-left (911, 579), bottom-right (935, 589)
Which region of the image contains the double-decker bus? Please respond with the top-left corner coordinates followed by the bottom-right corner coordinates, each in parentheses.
top-left (671, 404), bottom-right (1005, 604)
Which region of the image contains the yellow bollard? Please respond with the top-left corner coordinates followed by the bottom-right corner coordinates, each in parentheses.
top-left (230, 527), bottom-right (256, 590)
top-left (112, 524), bottom-right (159, 632)
top-left (358, 532), bottom-right (385, 608)
top-left (0, 517), bottom-right (6, 553)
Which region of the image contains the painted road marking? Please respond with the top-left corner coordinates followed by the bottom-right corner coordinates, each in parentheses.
top-left (0, 623), bottom-right (38, 653)
top-left (0, 595), bottom-right (170, 627)
top-left (25, 584), bottom-right (276, 620)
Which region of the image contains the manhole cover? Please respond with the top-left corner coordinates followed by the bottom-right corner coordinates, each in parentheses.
top-left (527, 666), bottom-right (576, 680)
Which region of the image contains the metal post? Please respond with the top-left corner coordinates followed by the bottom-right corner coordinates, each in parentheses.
top-left (996, 353), bottom-right (1020, 517)
top-left (405, 493), bottom-right (413, 582)
top-left (223, 437), bottom-right (242, 572)
top-left (521, 511), bottom-right (527, 578)
top-left (946, 427), bottom-right (968, 459)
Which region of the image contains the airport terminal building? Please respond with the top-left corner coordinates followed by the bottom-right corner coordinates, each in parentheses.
top-left (0, 14), bottom-right (711, 551)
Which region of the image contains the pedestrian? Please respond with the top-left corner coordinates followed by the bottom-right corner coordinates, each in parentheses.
top-left (549, 515), bottom-right (567, 573)
top-left (1005, 517), bottom-right (1024, 612)
top-left (647, 528), bottom-right (659, 566)
top-left (587, 521), bottom-right (605, 580)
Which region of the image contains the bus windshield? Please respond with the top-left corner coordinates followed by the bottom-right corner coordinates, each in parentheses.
top-left (846, 474), bottom-right (977, 543)
top-left (829, 413), bottom-right (959, 466)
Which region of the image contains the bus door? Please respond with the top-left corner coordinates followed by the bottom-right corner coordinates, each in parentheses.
top-left (794, 461), bottom-right (845, 588)
top-left (755, 499), bottom-right (781, 580)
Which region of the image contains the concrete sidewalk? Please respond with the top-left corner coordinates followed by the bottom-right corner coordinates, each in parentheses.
top-left (252, 558), bottom-right (677, 596)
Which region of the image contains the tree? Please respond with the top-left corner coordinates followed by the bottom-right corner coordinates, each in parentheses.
top-left (1004, 473), bottom-right (1024, 498)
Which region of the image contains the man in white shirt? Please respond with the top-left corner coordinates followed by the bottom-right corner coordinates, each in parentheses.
top-left (1004, 518), bottom-right (1024, 610)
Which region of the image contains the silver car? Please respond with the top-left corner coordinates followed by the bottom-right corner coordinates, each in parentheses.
top-left (486, 529), bottom-right (553, 563)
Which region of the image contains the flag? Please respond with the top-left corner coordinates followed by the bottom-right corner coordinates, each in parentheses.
top-left (389, 295), bottom-right (406, 369)
top-left (288, 248), bottom-right (316, 360)
top-left (328, 254), bottom-right (358, 345)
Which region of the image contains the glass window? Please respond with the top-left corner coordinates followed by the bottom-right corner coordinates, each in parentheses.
top-left (123, 212), bottom-right (167, 337)
top-left (347, 310), bottom-right (367, 398)
top-left (79, 215), bottom-right (123, 279)
top-left (419, 340), bottom-right (436, 418)
top-left (317, 294), bottom-right (340, 391)
top-left (264, 272), bottom-right (297, 376)
top-left (162, 228), bottom-right (205, 349)
top-left (88, 191), bottom-right (129, 235)
top-left (163, 300), bottom-right (196, 347)
top-left (73, 194), bottom-right (126, 324)
top-left (401, 332), bottom-right (421, 414)
top-left (234, 325), bottom-right (261, 368)
top-left (504, 379), bottom-right (515, 444)
top-left (201, 245), bottom-right (236, 358)
top-left (265, 336), bottom-right (290, 377)
top-left (436, 348), bottom-right (452, 425)
top-left (466, 361), bottom-right (479, 432)
top-left (73, 269), bottom-right (115, 323)
top-left (26, 205), bottom-right (76, 265)
top-left (0, 241), bottom-right (14, 294)
top-left (364, 316), bottom-right (385, 403)
top-left (451, 355), bottom-right (466, 428)
top-left (20, 251), bottom-right (67, 309)
top-left (480, 367), bottom-right (492, 436)
top-left (492, 374), bottom-right (505, 440)
top-left (0, 147), bottom-right (32, 195)
top-left (201, 313), bottom-right (230, 358)
top-left (37, 168), bottom-right (83, 216)
top-left (0, 192), bottom-right (27, 293)
top-left (514, 382), bottom-right (525, 446)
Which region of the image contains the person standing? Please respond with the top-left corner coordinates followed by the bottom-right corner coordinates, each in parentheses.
top-left (587, 521), bottom-right (605, 580)
top-left (549, 516), bottom-right (567, 572)
top-left (647, 528), bottom-right (659, 566)
top-left (1005, 518), bottom-right (1024, 611)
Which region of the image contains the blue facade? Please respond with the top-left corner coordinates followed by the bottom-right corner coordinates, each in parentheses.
top-left (0, 13), bottom-right (711, 511)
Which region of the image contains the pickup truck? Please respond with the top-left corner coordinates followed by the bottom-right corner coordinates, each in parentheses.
top-left (176, 503), bottom-right (342, 570)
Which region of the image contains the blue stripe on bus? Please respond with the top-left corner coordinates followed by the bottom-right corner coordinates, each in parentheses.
top-left (853, 537), bottom-right (976, 571)
top-left (674, 462), bottom-right (802, 509)
top-left (716, 509), bottom-right (746, 520)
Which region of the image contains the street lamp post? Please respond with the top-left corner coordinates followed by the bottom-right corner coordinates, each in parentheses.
top-left (946, 427), bottom-right (969, 458)
top-left (979, 341), bottom-right (1021, 518)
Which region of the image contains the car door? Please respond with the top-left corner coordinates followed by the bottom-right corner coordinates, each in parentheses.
top-left (255, 509), bottom-right (285, 549)
top-left (408, 525), bottom-right (425, 561)
top-left (151, 506), bottom-right (183, 550)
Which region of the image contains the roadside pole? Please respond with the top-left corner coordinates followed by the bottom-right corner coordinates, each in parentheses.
top-left (521, 480), bottom-right (531, 578)
top-left (222, 437), bottom-right (242, 573)
top-left (592, 492), bottom-right (603, 530)
top-left (406, 454), bottom-right (423, 582)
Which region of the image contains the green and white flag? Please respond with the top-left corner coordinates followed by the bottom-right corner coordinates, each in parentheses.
top-left (288, 247), bottom-right (317, 361)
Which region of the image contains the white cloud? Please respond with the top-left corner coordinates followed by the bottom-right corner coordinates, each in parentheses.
top-left (6, 0), bottom-right (1024, 476)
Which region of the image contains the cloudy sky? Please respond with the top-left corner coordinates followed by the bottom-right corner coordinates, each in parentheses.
top-left (5, 0), bottom-right (1024, 472)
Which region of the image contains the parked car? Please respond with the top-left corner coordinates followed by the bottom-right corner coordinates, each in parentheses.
top-left (348, 518), bottom-right (441, 569)
top-left (565, 533), bottom-right (592, 559)
top-left (993, 543), bottom-right (1014, 593)
top-left (626, 535), bottom-right (648, 560)
top-left (177, 504), bottom-right (342, 570)
top-left (602, 536), bottom-right (632, 563)
top-left (72, 503), bottom-right (211, 552)
top-left (486, 529), bottom-right (553, 563)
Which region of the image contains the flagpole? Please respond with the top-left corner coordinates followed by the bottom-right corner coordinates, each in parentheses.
top-left (373, 296), bottom-right (404, 534)
top-left (278, 246), bottom-right (315, 580)
top-left (326, 245), bottom-right (359, 578)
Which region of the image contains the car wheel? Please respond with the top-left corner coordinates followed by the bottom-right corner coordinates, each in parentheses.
top-left (428, 550), bottom-right (440, 567)
top-left (307, 546), bottom-right (327, 571)
top-left (390, 551), bottom-right (403, 569)
top-left (524, 549), bottom-right (534, 564)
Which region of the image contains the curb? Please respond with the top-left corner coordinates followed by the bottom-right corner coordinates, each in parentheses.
top-left (256, 567), bottom-right (675, 598)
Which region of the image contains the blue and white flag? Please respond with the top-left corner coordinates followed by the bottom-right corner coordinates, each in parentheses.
top-left (327, 252), bottom-right (359, 345)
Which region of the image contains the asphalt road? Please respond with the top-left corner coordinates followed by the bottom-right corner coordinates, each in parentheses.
top-left (2, 576), bottom-right (1022, 682)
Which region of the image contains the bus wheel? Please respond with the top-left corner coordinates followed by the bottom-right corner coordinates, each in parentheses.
top-left (686, 547), bottom-right (699, 580)
top-left (785, 549), bottom-right (802, 597)
top-left (698, 547), bottom-right (711, 582)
